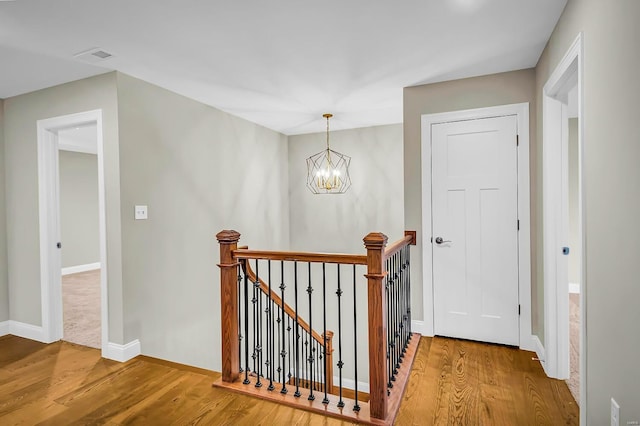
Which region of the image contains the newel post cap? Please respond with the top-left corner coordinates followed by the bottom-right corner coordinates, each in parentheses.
top-left (363, 232), bottom-right (388, 249)
top-left (216, 230), bottom-right (241, 244)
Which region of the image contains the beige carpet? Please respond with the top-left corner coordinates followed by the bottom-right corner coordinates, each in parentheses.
top-left (567, 293), bottom-right (580, 403)
top-left (62, 269), bottom-right (101, 349)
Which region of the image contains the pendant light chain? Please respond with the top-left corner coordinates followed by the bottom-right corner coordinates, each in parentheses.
top-left (326, 115), bottom-right (330, 150)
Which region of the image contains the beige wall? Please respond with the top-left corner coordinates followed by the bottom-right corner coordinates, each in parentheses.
top-left (0, 99), bottom-right (8, 322)
top-left (59, 151), bottom-right (100, 268)
top-left (403, 69), bottom-right (537, 325)
top-left (288, 124), bottom-right (404, 253)
top-left (116, 73), bottom-right (290, 370)
top-left (3, 73), bottom-right (126, 343)
top-left (536, 0), bottom-right (640, 423)
top-left (288, 123), bottom-right (404, 382)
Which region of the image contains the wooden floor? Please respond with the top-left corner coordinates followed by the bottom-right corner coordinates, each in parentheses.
top-left (0, 334), bottom-right (578, 425)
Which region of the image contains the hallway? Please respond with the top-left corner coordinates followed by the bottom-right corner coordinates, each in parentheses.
top-left (0, 334), bottom-right (578, 424)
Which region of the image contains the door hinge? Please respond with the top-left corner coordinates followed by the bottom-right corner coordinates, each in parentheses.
top-left (518, 304), bottom-right (521, 316)
top-left (517, 220), bottom-right (520, 231)
top-left (516, 134), bottom-right (519, 146)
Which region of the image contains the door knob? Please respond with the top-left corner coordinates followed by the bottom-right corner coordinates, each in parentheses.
top-left (435, 237), bottom-right (451, 244)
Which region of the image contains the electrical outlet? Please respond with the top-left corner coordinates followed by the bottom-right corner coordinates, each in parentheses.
top-left (611, 398), bottom-right (620, 426)
top-left (134, 205), bottom-right (148, 220)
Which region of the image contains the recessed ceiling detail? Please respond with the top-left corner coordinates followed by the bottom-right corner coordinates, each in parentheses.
top-left (74, 48), bottom-right (114, 63)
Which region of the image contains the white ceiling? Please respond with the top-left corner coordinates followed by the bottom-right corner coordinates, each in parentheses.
top-left (0, 0), bottom-right (566, 135)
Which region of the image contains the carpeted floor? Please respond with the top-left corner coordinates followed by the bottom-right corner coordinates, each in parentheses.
top-left (567, 292), bottom-right (580, 403)
top-left (62, 269), bottom-right (101, 349)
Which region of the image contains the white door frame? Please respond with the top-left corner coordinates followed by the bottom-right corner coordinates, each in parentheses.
top-left (37, 109), bottom-right (109, 357)
top-left (542, 32), bottom-right (586, 416)
top-left (421, 103), bottom-right (533, 351)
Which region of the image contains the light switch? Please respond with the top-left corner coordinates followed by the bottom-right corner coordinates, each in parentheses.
top-left (134, 205), bottom-right (148, 220)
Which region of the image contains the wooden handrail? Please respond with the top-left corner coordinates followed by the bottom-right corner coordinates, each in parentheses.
top-left (240, 255), bottom-right (335, 395)
top-left (241, 258), bottom-right (329, 346)
top-left (383, 231), bottom-right (416, 261)
top-left (234, 248), bottom-right (367, 265)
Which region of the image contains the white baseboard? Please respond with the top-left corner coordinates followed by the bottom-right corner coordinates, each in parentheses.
top-left (411, 320), bottom-right (425, 335)
top-left (7, 321), bottom-right (47, 342)
top-left (569, 282), bottom-right (581, 294)
top-left (62, 262), bottom-right (101, 276)
top-left (333, 377), bottom-right (370, 393)
top-left (0, 320), bottom-right (9, 337)
top-left (104, 339), bottom-right (141, 362)
top-left (532, 335), bottom-right (548, 375)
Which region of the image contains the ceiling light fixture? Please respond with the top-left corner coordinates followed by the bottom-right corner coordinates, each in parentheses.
top-left (306, 113), bottom-right (351, 194)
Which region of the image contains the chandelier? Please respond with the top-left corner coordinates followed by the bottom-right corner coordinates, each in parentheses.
top-left (306, 113), bottom-right (352, 194)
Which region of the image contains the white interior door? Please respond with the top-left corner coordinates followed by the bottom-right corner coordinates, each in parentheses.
top-left (432, 115), bottom-right (520, 346)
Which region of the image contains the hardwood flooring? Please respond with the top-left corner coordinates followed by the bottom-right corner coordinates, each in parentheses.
top-left (0, 334), bottom-right (578, 425)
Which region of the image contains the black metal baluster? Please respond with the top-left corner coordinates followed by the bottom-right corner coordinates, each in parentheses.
top-left (322, 263), bottom-right (329, 404)
top-left (403, 245), bottom-right (410, 351)
top-left (307, 263), bottom-right (315, 401)
top-left (352, 264), bottom-right (360, 412)
top-left (393, 252), bottom-right (400, 374)
top-left (386, 257), bottom-right (393, 391)
top-left (396, 252), bottom-right (401, 371)
top-left (267, 260), bottom-right (274, 391)
top-left (293, 262), bottom-right (301, 397)
top-left (279, 261), bottom-right (288, 394)
top-left (399, 247), bottom-right (407, 356)
top-left (254, 260), bottom-right (262, 388)
top-left (313, 340), bottom-right (318, 391)
top-left (238, 264), bottom-right (243, 374)
top-left (407, 244), bottom-right (412, 339)
top-left (336, 264), bottom-right (345, 408)
top-left (304, 331), bottom-right (309, 391)
top-left (243, 259), bottom-right (250, 385)
top-left (393, 252), bottom-right (399, 377)
top-left (277, 289), bottom-right (282, 385)
top-left (287, 316), bottom-right (292, 386)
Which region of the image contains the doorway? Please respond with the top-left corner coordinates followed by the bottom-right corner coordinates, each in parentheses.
top-left (58, 124), bottom-right (101, 348)
top-left (541, 32), bottom-right (585, 414)
top-left (37, 110), bottom-right (109, 356)
top-left (421, 103), bottom-right (534, 351)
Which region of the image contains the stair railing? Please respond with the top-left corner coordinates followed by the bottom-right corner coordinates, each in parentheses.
top-left (215, 230), bottom-right (418, 425)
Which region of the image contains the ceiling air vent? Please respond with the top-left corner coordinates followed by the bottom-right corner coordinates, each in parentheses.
top-left (73, 48), bottom-right (114, 63)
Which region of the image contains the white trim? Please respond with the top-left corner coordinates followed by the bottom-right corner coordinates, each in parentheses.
top-left (37, 110), bottom-right (110, 356)
top-left (0, 320), bottom-right (9, 337)
top-left (541, 32), bottom-right (586, 422)
top-left (7, 321), bottom-right (47, 342)
top-left (104, 339), bottom-right (141, 362)
top-left (411, 320), bottom-right (425, 335)
top-left (532, 335), bottom-right (548, 374)
top-left (61, 262), bottom-right (101, 276)
top-left (58, 134), bottom-right (98, 155)
top-left (420, 103), bottom-right (533, 352)
top-left (58, 142), bottom-right (97, 155)
top-left (332, 377), bottom-right (370, 394)
top-left (37, 118), bottom-right (62, 343)
top-left (569, 282), bottom-right (581, 294)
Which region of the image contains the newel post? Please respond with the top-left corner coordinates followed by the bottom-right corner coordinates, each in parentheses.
top-left (363, 232), bottom-right (389, 420)
top-left (217, 229), bottom-right (241, 383)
